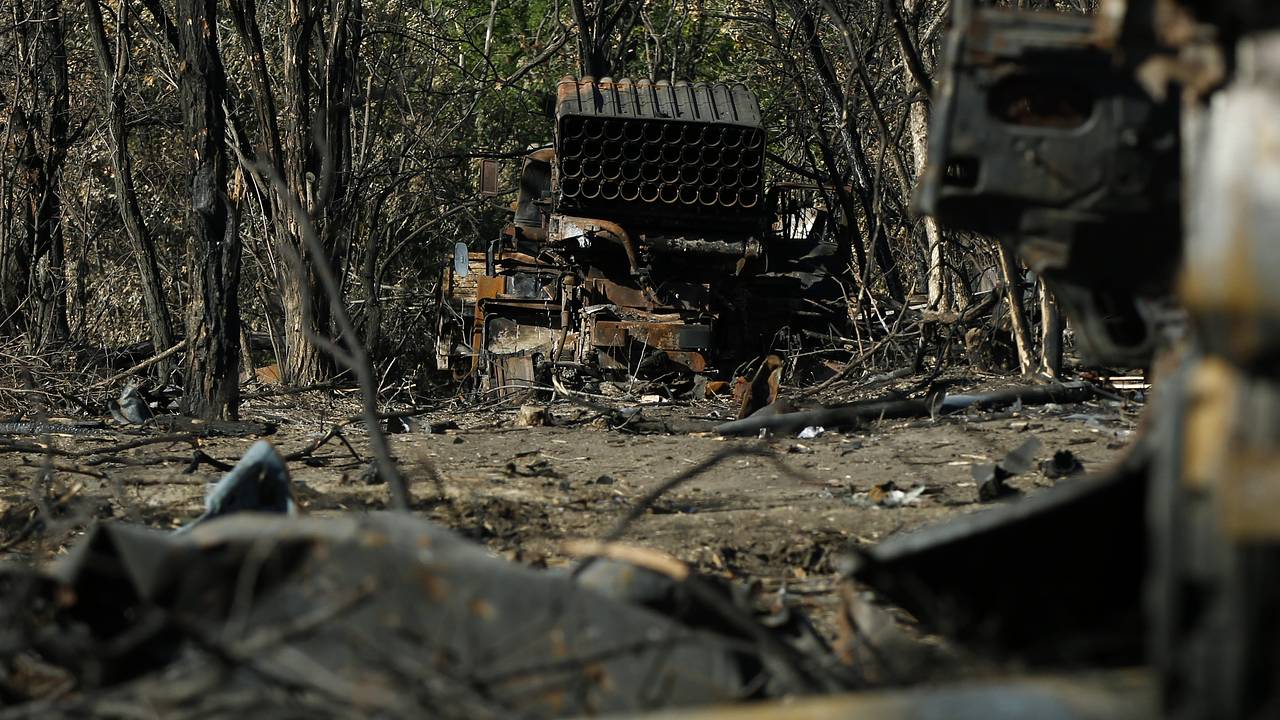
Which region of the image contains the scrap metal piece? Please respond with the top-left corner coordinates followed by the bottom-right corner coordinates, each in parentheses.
top-left (917, 2), bottom-right (1181, 364)
top-left (108, 385), bottom-right (152, 425)
top-left (601, 670), bottom-right (1157, 720)
top-left (175, 440), bottom-right (294, 533)
top-left (851, 445), bottom-right (1150, 665)
top-left (16, 514), bottom-right (807, 717)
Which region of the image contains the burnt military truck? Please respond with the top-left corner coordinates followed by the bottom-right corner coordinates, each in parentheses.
top-left (436, 76), bottom-right (842, 393)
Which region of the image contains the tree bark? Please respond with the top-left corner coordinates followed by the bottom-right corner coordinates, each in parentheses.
top-left (177, 0), bottom-right (241, 419)
top-left (86, 0), bottom-right (175, 365)
top-left (2, 0), bottom-right (70, 347)
top-left (801, 7), bottom-right (906, 302)
top-left (30, 0), bottom-right (69, 349)
top-left (995, 242), bottom-right (1035, 376)
top-left (1037, 280), bottom-right (1063, 379)
top-left (896, 0), bottom-right (950, 312)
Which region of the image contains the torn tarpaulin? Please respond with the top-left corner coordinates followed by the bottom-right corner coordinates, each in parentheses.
top-left (1, 514), bottom-right (840, 718)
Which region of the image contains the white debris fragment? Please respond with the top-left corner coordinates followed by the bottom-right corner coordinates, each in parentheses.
top-left (798, 426), bottom-right (825, 439)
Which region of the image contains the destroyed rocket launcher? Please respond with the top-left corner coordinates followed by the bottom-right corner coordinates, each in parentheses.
top-left (553, 77), bottom-right (767, 228)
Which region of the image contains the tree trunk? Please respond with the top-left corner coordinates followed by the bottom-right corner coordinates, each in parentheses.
top-left (996, 242), bottom-right (1035, 376)
top-left (1037, 280), bottom-right (1063, 379)
top-left (800, 9), bottom-right (906, 302)
top-left (1, 107), bottom-right (36, 336)
top-left (177, 0), bottom-right (241, 419)
top-left (86, 0), bottom-right (175, 365)
top-left (30, 0), bottom-right (69, 349)
top-left (897, 0), bottom-right (950, 313)
top-left (276, 0), bottom-right (336, 385)
top-left (3, 0), bottom-right (70, 347)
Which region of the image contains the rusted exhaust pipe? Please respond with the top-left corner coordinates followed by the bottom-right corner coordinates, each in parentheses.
top-left (602, 160), bottom-right (622, 181)
top-left (581, 179), bottom-right (602, 199)
top-left (640, 183), bottom-right (660, 202)
top-left (659, 184), bottom-right (680, 204)
top-left (678, 185), bottom-right (699, 205)
top-left (619, 182), bottom-right (640, 201)
top-left (582, 159), bottom-right (603, 179)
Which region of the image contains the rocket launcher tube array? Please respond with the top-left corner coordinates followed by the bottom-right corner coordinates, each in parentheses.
top-left (556, 116), bottom-right (765, 212)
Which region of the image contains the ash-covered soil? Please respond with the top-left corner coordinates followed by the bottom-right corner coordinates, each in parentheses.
top-left (0, 377), bottom-right (1141, 641)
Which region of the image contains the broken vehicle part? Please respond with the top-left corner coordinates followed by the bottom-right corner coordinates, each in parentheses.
top-left (1, 514), bottom-right (836, 717)
top-left (917, 1), bottom-right (1181, 365)
top-left (851, 444), bottom-right (1149, 665)
top-left (601, 670), bottom-right (1157, 720)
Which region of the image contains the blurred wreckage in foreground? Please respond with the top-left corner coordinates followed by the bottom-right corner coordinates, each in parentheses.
top-left (435, 77), bottom-right (845, 395)
top-left (6, 2), bottom-right (1280, 719)
top-left (874, 1), bottom-right (1280, 719)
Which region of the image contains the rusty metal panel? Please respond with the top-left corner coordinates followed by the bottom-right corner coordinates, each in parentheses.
top-left (584, 278), bottom-right (652, 309)
top-left (555, 76), bottom-right (762, 127)
top-left (591, 320), bottom-right (712, 351)
top-left (475, 275), bottom-right (505, 301)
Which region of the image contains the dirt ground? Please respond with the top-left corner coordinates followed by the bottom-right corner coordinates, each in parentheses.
top-left (0, 375), bottom-right (1142, 643)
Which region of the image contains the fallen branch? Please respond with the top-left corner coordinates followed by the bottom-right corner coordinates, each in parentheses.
top-left (89, 339), bottom-right (188, 389)
top-left (283, 425), bottom-right (364, 464)
top-left (716, 382), bottom-right (1098, 437)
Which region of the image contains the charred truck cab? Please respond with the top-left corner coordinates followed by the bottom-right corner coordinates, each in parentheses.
top-left (437, 76), bottom-right (841, 394)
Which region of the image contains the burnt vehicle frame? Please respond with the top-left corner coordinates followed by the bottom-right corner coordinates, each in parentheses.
top-left (436, 77), bottom-right (848, 395)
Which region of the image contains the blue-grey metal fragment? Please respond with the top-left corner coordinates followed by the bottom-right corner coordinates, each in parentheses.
top-left (175, 440), bottom-right (293, 533)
